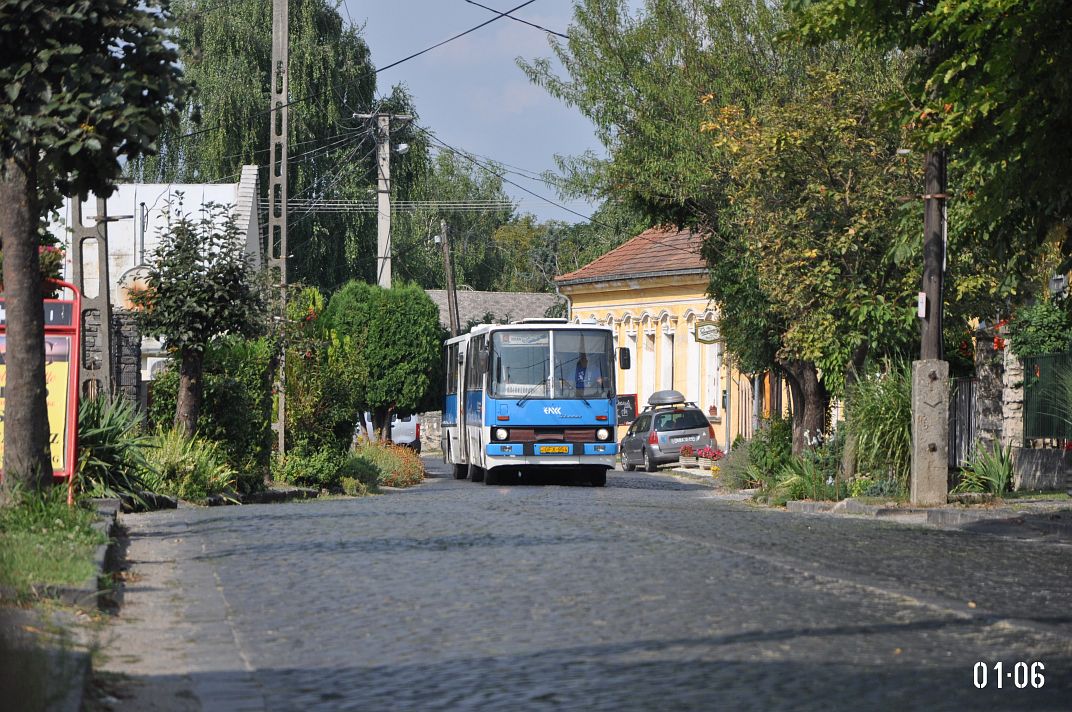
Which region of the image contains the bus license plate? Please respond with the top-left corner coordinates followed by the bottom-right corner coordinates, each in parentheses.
top-left (540, 445), bottom-right (569, 454)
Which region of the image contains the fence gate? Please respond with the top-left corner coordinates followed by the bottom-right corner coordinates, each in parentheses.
top-left (949, 377), bottom-right (977, 468)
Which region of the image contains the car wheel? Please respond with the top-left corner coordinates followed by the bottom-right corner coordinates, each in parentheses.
top-left (644, 449), bottom-right (657, 473)
top-left (467, 462), bottom-right (484, 483)
top-left (622, 456), bottom-right (635, 472)
top-left (453, 463), bottom-right (468, 480)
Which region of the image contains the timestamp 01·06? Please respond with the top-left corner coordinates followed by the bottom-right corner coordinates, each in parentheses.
top-left (973, 662), bottom-right (1045, 689)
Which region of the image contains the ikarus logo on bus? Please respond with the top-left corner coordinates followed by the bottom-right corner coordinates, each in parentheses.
top-left (543, 406), bottom-right (562, 415)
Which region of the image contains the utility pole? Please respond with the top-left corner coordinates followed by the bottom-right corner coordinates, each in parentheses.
top-left (355, 112), bottom-right (412, 288)
top-left (439, 218), bottom-right (461, 337)
top-left (269, 0), bottom-right (289, 455)
top-left (919, 149), bottom-right (947, 360)
top-left (910, 148), bottom-right (949, 505)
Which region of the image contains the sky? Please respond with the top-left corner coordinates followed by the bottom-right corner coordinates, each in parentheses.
top-left (344, 0), bottom-right (605, 224)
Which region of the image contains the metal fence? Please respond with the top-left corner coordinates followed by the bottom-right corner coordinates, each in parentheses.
top-left (1022, 352), bottom-right (1072, 440)
top-left (948, 377), bottom-right (978, 468)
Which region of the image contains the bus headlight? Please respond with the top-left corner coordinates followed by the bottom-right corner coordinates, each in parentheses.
top-left (596, 428), bottom-right (610, 441)
top-left (494, 428), bottom-right (509, 441)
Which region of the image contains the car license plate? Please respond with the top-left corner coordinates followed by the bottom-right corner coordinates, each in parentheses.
top-left (540, 445), bottom-right (569, 454)
top-left (672, 436), bottom-right (698, 444)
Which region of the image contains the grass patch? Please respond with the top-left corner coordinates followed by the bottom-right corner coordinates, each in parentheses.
top-left (0, 488), bottom-right (106, 600)
top-left (1003, 490), bottom-right (1071, 501)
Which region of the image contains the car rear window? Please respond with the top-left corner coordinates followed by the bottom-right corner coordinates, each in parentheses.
top-left (653, 410), bottom-right (709, 432)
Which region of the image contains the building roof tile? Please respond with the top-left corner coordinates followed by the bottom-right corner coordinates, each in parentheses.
top-left (555, 225), bottom-right (706, 285)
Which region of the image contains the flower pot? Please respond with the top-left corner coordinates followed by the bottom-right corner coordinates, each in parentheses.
top-left (697, 457), bottom-right (713, 469)
top-left (679, 456), bottom-right (698, 468)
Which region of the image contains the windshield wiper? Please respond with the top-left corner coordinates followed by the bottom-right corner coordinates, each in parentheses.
top-left (516, 380), bottom-right (547, 407)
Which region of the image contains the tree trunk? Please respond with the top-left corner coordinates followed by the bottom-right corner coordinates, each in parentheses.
top-left (840, 343), bottom-right (870, 479)
top-left (175, 347), bottom-right (204, 438)
top-left (0, 156), bottom-right (53, 498)
top-left (780, 359), bottom-right (827, 455)
top-left (371, 405), bottom-right (391, 442)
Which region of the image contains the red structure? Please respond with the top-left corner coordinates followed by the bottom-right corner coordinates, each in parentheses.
top-left (0, 280), bottom-right (82, 503)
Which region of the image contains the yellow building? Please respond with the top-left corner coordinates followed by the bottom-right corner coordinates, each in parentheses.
top-left (556, 226), bottom-right (768, 448)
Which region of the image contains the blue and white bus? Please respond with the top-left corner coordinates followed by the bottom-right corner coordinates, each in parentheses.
top-left (442, 319), bottom-right (630, 486)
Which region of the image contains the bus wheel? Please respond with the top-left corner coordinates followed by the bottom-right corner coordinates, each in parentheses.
top-left (453, 463), bottom-right (468, 480)
top-left (467, 463), bottom-right (484, 483)
top-left (484, 467), bottom-right (499, 485)
top-left (590, 469), bottom-right (607, 487)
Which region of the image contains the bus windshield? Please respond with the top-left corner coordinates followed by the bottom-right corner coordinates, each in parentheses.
top-left (488, 329), bottom-right (614, 400)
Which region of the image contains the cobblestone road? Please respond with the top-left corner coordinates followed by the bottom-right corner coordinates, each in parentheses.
top-left (96, 462), bottom-right (1072, 711)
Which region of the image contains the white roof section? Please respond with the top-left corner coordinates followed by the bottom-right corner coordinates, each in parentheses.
top-left (48, 166), bottom-right (262, 305)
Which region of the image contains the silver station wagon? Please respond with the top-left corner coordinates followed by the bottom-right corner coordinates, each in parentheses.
top-left (620, 390), bottom-right (715, 472)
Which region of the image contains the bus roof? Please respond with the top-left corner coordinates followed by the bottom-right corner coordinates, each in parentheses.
top-left (444, 321), bottom-right (613, 346)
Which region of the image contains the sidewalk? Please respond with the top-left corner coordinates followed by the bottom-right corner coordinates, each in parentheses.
top-left (668, 464), bottom-right (1072, 541)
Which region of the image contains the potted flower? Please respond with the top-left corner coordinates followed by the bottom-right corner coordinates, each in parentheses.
top-left (678, 443), bottom-right (697, 467)
top-left (697, 445), bottom-right (717, 469)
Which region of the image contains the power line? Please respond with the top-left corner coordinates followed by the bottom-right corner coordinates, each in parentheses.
top-left (176, 2), bottom-right (536, 141)
top-left (462, 0), bottom-right (568, 39)
top-left (377, 0), bottom-right (539, 73)
top-left (416, 125), bottom-right (705, 260)
top-left (414, 124), bottom-right (603, 226)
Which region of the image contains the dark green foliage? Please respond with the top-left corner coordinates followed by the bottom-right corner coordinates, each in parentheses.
top-left (323, 281), bottom-right (441, 436)
top-left (844, 360), bottom-right (912, 496)
top-left (0, 0), bottom-right (184, 209)
top-left (283, 287), bottom-right (365, 455)
top-left (76, 396), bottom-right (154, 498)
top-left (742, 416), bottom-right (793, 492)
top-left (148, 337), bottom-right (274, 490)
top-left (272, 446), bottom-right (347, 490)
top-left (140, 427), bottom-right (237, 500)
top-left (1007, 300), bottom-right (1072, 358)
top-left (130, 202), bottom-right (265, 355)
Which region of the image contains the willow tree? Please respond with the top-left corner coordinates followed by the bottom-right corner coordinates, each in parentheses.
top-left (129, 0), bottom-right (425, 292)
top-left (0, 0), bottom-right (183, 493)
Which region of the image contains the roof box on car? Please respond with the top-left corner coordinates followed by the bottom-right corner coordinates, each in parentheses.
top-left (648, 390), bottom-right (686, 406)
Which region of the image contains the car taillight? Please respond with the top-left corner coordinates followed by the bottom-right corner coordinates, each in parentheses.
top-left (648, 431), bottom-right (658, 445)
top-left (416, 422), bottom-right (421, 440)
top-left (707, 424), bottom-right (715, 439)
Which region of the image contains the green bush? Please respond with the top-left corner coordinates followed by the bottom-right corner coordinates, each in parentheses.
top-left (77, 395), bottom-right (155, 498)
top-left (140, 427), bottom-right (237, 500)
top-left (149, 336), bottom-right (274, 490)
top-left (352, 442), bottom-right (424, 488)
top-left (1007, 299), bottom-right (1072, 358)
top-left (844, 360), bottom-right (912, 497)
top-left (743, 416), bottom-right (792, 491)
top-left (272, 447), bottom-right (347, 490)
top-left (954, 441), bottom-right (1013, 495)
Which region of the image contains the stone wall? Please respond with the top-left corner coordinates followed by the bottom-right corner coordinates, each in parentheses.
top-left (80, 307), bottom-right (140, 406)
top-left (112, 309), bottom-right (141, 408)
top-left (1001, 347), bottom-right (1024, 449)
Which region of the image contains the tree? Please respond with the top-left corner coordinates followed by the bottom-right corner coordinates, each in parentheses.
top-left (789, 0), bottom-right (1072, 269)
top-left (129, 203), bottom-right (266, 437)
top-left (0, 0), bottom-right (183, 494)
top-left (392, 151), bottom-right (516, 291)
top-left (323, 281), bottom-right (441, 439)
top-left (131, 0), bottom-right (429, 292)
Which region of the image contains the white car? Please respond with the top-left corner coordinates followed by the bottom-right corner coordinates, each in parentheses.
top-left (355, 412), bottom-right (421, 452)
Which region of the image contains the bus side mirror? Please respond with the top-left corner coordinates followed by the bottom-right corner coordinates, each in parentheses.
top-left (618, 347), bottom-right (631, 370)
top-left (480, 348), bottom-right (490, 371)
